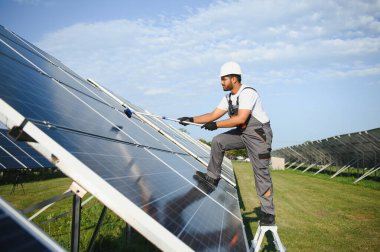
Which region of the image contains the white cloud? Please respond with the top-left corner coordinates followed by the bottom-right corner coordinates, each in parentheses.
top-left (35, 0), bottom-right (380, 145)
top-left (326, 65), bottom-right (380, 78)
top-left (37, 0), bottom-right (380, 76)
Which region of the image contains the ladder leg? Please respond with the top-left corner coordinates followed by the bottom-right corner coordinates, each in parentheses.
top-left (254, 229), bottom-right (266, 252)
top-left (271, 228), bottom-right (286, 252)
top-left (252, 225), bottom-right (262, 247)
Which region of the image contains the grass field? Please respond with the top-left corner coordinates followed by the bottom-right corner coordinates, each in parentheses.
top-left (0, 178), bottom-right (158, 251)
top-left (1, 163), bottom-right (379, 251)
top-left (234, 161), bottom-right (380, 252)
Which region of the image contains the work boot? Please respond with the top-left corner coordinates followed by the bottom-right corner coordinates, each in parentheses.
top-left (195, 171), bottom-right (220, 186)
top-left (193, 175), bottom-right (215, 194)
top-left (260, 213), bottom-right (276, 226)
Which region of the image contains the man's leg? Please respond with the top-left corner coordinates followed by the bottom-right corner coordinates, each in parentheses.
top-left (206, 129), bottom-right (245, 180)
top-left (242, 125), bottom-right (275, 218)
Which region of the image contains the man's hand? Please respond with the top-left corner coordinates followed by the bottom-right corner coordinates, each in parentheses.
top-left (178, 117), bottom-right (193, 126)
top-left (201, 122), bottom-right (218, 131)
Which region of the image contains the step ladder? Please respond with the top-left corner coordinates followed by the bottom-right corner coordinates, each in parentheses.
top-left (250, 223), bottom-right (286, 252)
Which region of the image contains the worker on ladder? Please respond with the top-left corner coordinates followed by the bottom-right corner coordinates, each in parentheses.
top-left (178, 61), bottom-right (276, 225)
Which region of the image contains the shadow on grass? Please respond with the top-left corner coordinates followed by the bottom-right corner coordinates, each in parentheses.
top-left (235, 179), bottom-right (246, 211)
top-left (91, 225), bottom-right (159, 252)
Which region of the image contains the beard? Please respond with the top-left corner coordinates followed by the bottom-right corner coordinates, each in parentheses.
top-left (222, 85), bottom-right (232, 91)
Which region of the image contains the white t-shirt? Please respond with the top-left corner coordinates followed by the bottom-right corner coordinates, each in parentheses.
top-left (217, 84), bottom-right (270, 124)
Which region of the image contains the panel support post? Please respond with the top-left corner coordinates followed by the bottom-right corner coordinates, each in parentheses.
top-left (70, 182), bottom-right (87, 252)
top-left (126, 223), bottom-right (132, 245)
top-left (71, 194), bottom-right (82, 252)
top-left (87, 206), bottom-right (107, 252)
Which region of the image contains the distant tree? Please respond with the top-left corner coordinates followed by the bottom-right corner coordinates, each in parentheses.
top-left (197, 139), bottom-right (247, 158)
top-left (199, 138), bottom-right (211, 146)
top-left (225, 149), bottom-right (248, 159)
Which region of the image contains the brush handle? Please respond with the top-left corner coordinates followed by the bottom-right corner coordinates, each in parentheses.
top-left (133, 111), bottom-right (203, 126)
top-left (162, 117), bottom-right (203, 126)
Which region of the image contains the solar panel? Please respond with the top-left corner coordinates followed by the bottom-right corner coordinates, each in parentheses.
top-left (0, 197), bottom-right (65, 252)
top-left (0, 25), bottom-right (248, 251)
top-left (165, 122), bottom-right (236, 183)
top-left (86, 81), bottom-right (237, 187)
top-left (0, 129), bottom-right (52, 169)
top-left (94, 89), bottom-right (239, 198)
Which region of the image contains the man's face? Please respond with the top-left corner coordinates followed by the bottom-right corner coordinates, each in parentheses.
top-left (221, 76), bottom-right (233, 91)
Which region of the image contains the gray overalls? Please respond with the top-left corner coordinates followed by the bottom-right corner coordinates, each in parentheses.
top-left (206, 87), bottom-right (275, 215)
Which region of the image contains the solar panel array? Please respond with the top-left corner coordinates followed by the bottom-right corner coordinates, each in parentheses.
top-left (0, 25), bottom-right (248, 251)
top-left (272, 128), bottom-right (380, 174)
top-left (0, 128), bottom-right (52, 169)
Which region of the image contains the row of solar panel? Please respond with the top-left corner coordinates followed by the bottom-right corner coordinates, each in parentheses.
top-left (0, 24), bottom-right (248, 251)
top-left (272, 128), bottom-right (380, 168)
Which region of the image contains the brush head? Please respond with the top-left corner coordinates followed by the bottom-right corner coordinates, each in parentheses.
top-left (124, 108), bottom-right (133, 118)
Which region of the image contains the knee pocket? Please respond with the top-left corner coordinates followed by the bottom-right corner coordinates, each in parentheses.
top-left (258, 152), bottom-right (271, 159)
top-left (254, 128), bottom-right (267, 142)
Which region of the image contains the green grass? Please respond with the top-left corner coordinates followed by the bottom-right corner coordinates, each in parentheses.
top-left (0, 177), bottom-right (71, 210)
top-left (233, 161), bottom-right (380, 252)
top-left (286, 164), bottom-right (380, 190)
top-left (291, 167), bottom-right (380, 191)
top-left (1, 165), bottom-right (379, 251)
top-left (0, 178), bottom-right (158, 251)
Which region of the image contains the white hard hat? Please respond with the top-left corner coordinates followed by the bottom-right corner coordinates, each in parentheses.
top-left (220, 61), bottom-right (242, 77)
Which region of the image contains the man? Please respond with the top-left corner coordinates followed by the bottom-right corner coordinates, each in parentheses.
top-left (178, 61), bottom-right (275, 225)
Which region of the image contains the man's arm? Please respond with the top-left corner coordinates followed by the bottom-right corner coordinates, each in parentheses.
top-left (216, 109), bottom-right (251, 128)
top-left (193, 108), bottom-right (227, 124)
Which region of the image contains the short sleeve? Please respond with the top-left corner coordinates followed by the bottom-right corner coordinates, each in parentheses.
top-left (238, 88), bottom-right (258, 110)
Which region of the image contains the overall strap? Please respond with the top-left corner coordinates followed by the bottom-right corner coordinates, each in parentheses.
top-left (226, 86), bottom-right (256, 104)
top-left (226, 86), bottom-right (256, 119)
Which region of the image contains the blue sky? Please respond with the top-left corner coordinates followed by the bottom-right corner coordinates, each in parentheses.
top-left (1, 0), bottom-right (379, 149)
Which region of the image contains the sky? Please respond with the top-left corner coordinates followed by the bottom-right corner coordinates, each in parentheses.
top-left (1, 0), bottom-right (379, 149)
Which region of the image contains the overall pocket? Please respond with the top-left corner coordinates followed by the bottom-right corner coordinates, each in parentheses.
top-left (254, 128), bottom-right (267, 142)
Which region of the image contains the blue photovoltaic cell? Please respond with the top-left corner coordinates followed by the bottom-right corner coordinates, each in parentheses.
top-left (113, 96), bottom-right (237, 185)
top-left (0, 42), bottom-right (177, 152)
top-left (103, 95), bottom-right (238, 198)
top-left (0, 148), bottom-right (21, 169)
top-left (0, 25), bottom-right (248, 251)
top-left (0, 129), bottom-right (52, 169)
